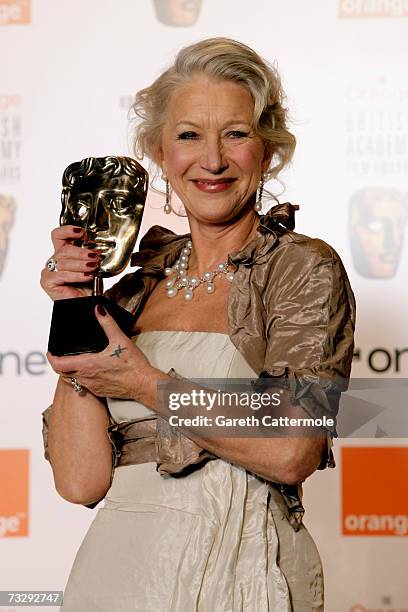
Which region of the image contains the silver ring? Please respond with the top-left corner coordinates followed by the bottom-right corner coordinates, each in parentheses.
top-left (71, 377), bottom-right (83, 393)
top-left (46, 257), bottom-right (58, 272)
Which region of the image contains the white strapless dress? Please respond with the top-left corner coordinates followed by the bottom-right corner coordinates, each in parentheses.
top-left (61, 331), bottom-right (324, 612)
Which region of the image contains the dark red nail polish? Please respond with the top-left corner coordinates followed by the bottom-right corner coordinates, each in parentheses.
top-left (97, 304), bottom-right (107, 316)
top-left (73, 227), bottom-right (83, 234)
top-left (86, 261), bottom-right (98, 268)
top-left (84, 272), bottom-right (94, 277)
top-left (88, 252), bottom-right (99, 259)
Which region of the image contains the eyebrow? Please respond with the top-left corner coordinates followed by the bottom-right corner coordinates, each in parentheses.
top-left (175, 120), bottom-right (252, 129)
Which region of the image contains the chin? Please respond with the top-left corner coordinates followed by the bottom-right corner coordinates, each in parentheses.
top-left (194, 210), bottom-right (239, 224)
top-left (190, 200), bottom-right (247, 220)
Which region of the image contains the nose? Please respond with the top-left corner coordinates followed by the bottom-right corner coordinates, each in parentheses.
top-left (200, 136), bottom-right (228, 174)
top-left (86, 194), bottom-right (109, 236)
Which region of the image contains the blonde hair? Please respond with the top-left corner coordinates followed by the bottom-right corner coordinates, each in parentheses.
top-left (132, 37), bottom-right (296, 183)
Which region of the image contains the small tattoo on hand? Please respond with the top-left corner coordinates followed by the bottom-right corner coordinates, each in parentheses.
top-left (111, 345), bottom-right (126, 358)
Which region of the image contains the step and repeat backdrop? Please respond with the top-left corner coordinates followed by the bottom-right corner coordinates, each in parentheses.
top-left (1, 1), bottom-right (407, 610)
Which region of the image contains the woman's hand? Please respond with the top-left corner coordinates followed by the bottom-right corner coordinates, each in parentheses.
top-left (40, 225), bottom-right (101, 301)
top-left (47, 305), bottom-right (158, 402)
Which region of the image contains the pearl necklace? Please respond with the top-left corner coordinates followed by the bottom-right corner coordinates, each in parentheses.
top-left (164, 240), bottom-right (235, 301)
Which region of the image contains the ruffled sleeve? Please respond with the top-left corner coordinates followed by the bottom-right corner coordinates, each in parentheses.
top-left (260, 236), bottom-right (356, 462)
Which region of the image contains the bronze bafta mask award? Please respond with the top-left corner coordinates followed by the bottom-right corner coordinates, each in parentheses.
top-left (48, 156), bottom-right (148, 356)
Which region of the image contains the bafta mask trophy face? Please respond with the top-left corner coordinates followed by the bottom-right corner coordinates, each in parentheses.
top-left (153, 0), bottom-right (202, 26)
top-left (349, 187), bottom-right (408, 279)
top-left (60, 157), bottom-right (148, 278)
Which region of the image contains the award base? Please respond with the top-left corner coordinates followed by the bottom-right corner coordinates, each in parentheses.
top-left (48, 296), bottom-right (135, 356)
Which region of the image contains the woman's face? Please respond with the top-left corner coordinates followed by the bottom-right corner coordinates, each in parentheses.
top-left (158, 76), bottom-right (271, 224)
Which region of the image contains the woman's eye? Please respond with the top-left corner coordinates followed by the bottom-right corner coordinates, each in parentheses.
top-left (177, 131), bottom-right (199, 140)
top-left (227, 131), bottom-right (249, 138)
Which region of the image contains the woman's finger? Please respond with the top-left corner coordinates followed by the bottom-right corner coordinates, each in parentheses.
top-left (52, 257), bottom-right (101, 274)
top-left (51, 225), bottom-right (85, 251)
top-left (41, 268), bottom-right (95, 285)
top-left (94, 304), bottom-right (128, 348)
top-left (53, 243), bottom-right (101, 263)
top-left (47, 351), bottom-right (88, 374)
top-left (40, 269), bottom-right (95, 299)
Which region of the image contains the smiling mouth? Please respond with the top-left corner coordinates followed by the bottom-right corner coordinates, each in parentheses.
top-left (192, 178), bottom-right (236, 184)
top-left (192, 178), bottom-right (237, 193)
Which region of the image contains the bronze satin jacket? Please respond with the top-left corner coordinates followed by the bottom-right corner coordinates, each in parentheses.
top-left (42, 202), bottom-right (355, 528)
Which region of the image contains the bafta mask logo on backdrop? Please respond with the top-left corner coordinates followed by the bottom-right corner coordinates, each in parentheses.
top-left (349, 187), bottom-right (408, 278)
top-left (339, 0), bottom-right (408, 18)
top-left (0, 194), bottom-right (16, 278)
top-left (0, 0), bottom-right (30, 25)
top-left (0, 450), bottom-right (29, 537)
top-left (342, 447), bottom-right (408, 536)
top-left (0, 94), bottom-right (22, 181)
top-left (153, 0), bottom-right (202, 26)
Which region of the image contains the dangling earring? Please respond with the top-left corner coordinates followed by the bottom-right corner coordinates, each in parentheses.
top-left (164, 178), bottom-right (172, 214)
top-left (255, 176), bottom-right (264, 212)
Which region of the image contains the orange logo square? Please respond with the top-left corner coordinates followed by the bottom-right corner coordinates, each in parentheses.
top-left (0, 450), bottom-right (29, 537)
top-left (0, 0), bottom-right (30, 25)
top-left (342, 447), bottom-right (408, 536)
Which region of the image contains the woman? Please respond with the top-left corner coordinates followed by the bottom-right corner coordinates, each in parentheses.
top-left (41, 37), bottom-right (355, 611)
